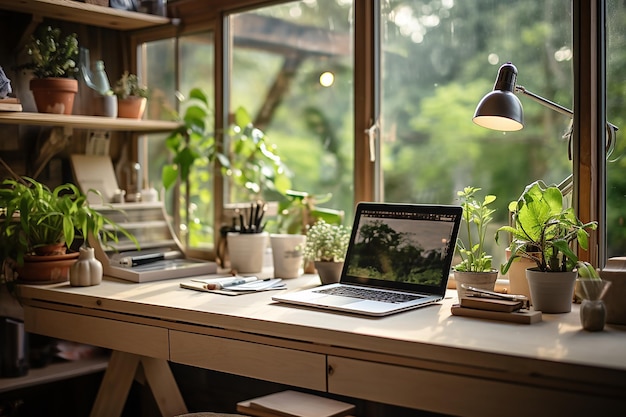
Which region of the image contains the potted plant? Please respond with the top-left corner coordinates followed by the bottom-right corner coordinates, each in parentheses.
top-left (496, 180), bottom-right (598, 313)
top-left (19, 25), bottom-right (79, 114)
top-left (113, 71), bottom-right (148, 118)
top-left (302, 219), bottom-right (351, 284)
top-left (276, 190), bottom-right (344, 235)
top-left (452, 186), bottom-right (499, 299)
top-left (0, 177), bottom-right (137, 284)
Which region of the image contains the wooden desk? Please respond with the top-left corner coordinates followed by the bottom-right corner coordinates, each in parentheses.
top-left (18, 274), bottom-right (626, 417)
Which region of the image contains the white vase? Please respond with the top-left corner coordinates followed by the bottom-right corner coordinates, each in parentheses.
top-left (526, 268), bottom-right (577, 313)
top-left (227, 232), bottom-right (268, 274)
top-left (69, 247), bottom-right (103, 287)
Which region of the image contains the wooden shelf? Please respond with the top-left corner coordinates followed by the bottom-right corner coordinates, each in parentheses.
top-left (0, 0), bottom-right (170, 30)
top-left (0, 112), bottom-right (180, 132)
top-left (0, 356), bottom-right (109, 394)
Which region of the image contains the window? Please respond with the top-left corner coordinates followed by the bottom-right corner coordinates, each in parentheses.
top-left (606, 0), bottom-right (626, 259)
top-left (139, 0), bottom-right (615, 265)
top-left (226, 0), bottom-right (355, 227)
top-left (143, 32), bottom-right (215, 251)
top-left (379, 1), bottom-right (573, 267)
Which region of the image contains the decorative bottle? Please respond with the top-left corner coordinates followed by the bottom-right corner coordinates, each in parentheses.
top-left (69, 246), bottom-right (103, 287)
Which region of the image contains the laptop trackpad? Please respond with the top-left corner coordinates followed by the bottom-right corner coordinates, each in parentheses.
top-left (308, 293), bottom-right (360, 307)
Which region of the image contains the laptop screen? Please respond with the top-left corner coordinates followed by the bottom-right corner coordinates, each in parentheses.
top-left (341, 203), bottom-right (462, 295)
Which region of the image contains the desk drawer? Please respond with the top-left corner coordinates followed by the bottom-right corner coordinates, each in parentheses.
top-left (327, 356), bottom-right (619, 417)
top-left (170, 330), bottom-right (326, 391)
top-left (24, 307), bottom-right (169, 359)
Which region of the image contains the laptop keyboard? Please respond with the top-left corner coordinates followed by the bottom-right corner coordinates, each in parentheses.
top-left (314, 286), bottom-right (424, 304)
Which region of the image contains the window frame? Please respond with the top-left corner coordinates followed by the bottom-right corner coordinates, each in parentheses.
top-left (130, 0), bottom-right (607, 266)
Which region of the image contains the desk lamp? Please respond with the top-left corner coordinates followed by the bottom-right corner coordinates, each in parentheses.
top-left (472, 62), bottom-right (618, 194)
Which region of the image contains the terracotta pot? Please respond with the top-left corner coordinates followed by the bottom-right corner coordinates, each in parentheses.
top-left (33, 242), bottom-right (67, 256)
top-left (30, 78), bottom-right (78, 115)
top-left (505, 248), bottom-right (540, 302)
top-left (117, 96), bottom-right (147, 119)
top-left (15, 252), bottom-right (80, 284)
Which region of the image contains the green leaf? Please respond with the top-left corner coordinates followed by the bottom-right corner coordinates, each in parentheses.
top-left (162, 165), bottom-right (179, 190)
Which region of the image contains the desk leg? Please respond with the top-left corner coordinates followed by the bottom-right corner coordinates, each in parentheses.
top-left (90, 351), bottom-right (140, 417)
top-left (141, 356), bottom-right (187, 416)
top-left (89, 351), bottom-right (187, 417)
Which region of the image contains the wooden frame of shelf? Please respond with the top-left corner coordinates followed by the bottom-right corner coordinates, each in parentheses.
top-left (0, 0), bottom-right (170, 30)
top-left (0, 112), bottom-right (180, 132)
top-left (0, 356), bottom-right (109, 394)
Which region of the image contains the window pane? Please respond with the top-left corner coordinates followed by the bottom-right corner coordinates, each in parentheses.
top-left (607, 0), bottom-right (626, 259)
top-left (144, 32), bottom-right (215, 250)
top-left (380, 0), bottom-right (573, 268)
top-left (228, 0), bottom-right (354, 228)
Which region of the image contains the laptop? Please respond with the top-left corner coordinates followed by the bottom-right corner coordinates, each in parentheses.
top-left (272, 202), bottom-right (462, 316)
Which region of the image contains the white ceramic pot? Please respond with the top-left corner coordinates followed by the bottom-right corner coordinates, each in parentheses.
top-left (227, 232), bottom-right (268, 274)
top-left (270, 234), bottom-right (306, 278)
top-left (526, 268), bottom-right (577, 313)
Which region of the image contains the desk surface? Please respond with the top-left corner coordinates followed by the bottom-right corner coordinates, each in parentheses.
top-left (18, 273), bottom-right (626, 416)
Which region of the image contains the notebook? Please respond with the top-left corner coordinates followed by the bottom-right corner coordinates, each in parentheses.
top-left (272, 202), bottom-right (462, 316)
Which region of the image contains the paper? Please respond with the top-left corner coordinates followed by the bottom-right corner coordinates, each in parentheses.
top-left (238, 390), bottom-right (356, 417)
top-left (181, 276), bottom-right (285, 295)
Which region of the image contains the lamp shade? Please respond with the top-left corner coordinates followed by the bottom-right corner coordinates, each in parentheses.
top-left (473, 62), bottom-right (524, 131)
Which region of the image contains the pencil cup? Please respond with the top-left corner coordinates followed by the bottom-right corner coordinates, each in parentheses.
top-left (227, 232), bottom-right (268, 274)
top-left (270, 234), bottom-right (306, 279)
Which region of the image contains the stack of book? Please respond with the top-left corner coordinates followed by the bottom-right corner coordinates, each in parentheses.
top-left (236, 390), bottom-right (356, 417)
top-left (451, 294), bottom-right (542, 324)
top-left (0, 97), bottom-right (22, 112)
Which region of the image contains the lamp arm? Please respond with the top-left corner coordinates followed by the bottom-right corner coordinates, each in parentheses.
top-left (515, 85), bottom-right (573, 118)
top-left (516, 85), bottom-right (619, 134)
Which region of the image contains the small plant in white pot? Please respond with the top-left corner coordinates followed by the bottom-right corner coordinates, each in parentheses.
top-left (302, 219), bottom-right (350, 284)
top-left (496, 180), bottom-right (597, 313)
top-left (452, 186), bottom-right (498, 299)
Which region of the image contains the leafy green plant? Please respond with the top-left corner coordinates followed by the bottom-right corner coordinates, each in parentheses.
top-left (496, 180), bottom-right (597, 273)
top-left (20, 25), bottom-right (79, 78)
top-left (276, 190), bottom-right (344, 235)
top-left (453, 186), bottom-right (496, 272)
top-left (302, 219), bottom-right (351, 263)
top-left (113, 71), bottom-right (148, 99)
top-left (162, 88), bottom-right (217, 191)
top-left (0, 177), bottom-right (137, 266)
top-left (226, 106), bottom-right (291, 201)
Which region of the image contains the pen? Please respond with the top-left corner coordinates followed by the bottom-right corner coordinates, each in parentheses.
top-left (119, 251), bottom-right (181, 267)
top-left (204, 277), bottom-right (258, 290)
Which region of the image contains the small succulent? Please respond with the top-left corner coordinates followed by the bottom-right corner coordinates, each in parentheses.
top-left (113, 71), bottom-right (148, 99)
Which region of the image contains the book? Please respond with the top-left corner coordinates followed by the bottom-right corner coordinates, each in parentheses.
top-left (460, 296), bottom-right (524, 312)
top-left (0, 97), bottom-right (22, 111)
top-left (451, 304), bottom-right (542, 324)
top-left (236, 390), bottom-right (356, 417)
